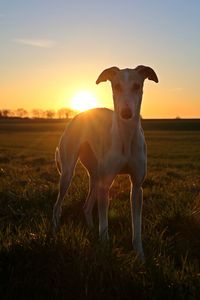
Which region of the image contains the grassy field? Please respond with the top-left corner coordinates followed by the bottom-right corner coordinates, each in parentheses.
top-left (0, 118), bottom-right (200, 299)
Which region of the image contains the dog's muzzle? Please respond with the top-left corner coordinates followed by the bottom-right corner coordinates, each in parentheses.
top-left (120, 107), bottom-right (133, 120)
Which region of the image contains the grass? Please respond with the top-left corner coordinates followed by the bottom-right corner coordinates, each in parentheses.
top-left (0, 119), bottom-right (200, 299)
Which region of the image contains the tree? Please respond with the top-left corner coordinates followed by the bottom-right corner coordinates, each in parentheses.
top-left (1, 109), bottom-right (10, 117)
top-left (15, 108), bottom-right (28, 118)
top-left (45, 110), bottom-right (56, 119)
top-left (57, 107), bottom-right (74, 119)
top-left (31, 109), bottom-right (44, 118)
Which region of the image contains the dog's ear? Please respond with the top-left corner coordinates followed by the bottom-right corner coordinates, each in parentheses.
top-left (135, 65), bottom-right (158, 83)
top-left (96, 67), bottom-right (120, 84)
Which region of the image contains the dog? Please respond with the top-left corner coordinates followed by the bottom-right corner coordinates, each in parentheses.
top-left (52, 66), bottom-right (158, 260)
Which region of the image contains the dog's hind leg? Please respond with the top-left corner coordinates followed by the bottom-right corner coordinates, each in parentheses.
top-left (79, 141), bottom-right (98, 229)
top-left (83, 175), bottom-right (98, 229)
top-left (52, 142), bottom-right (79, 233)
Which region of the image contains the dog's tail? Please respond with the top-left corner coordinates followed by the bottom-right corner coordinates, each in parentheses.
top-left (55, 147), bottom-right (61, 175)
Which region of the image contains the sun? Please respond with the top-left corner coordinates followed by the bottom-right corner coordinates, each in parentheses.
top-left (70, 91), bottom-right (98, 112)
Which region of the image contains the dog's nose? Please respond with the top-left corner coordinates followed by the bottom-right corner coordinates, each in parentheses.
top-left (120, 107), bottom-right (132, 119)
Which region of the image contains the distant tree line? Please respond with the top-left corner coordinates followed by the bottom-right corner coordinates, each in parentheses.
top-left (0, 109), bottom-right (184, 120)
top-left (0, 108), bottom-right (76, 119)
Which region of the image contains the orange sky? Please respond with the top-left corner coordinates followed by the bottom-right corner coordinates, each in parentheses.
top-left (1, 64), bottom-right (199, 118)
top-left (0, 1), bottom-right (200, 118)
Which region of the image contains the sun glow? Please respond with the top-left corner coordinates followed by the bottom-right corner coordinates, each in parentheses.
top-left (70, 91), bottom-right (98, 112)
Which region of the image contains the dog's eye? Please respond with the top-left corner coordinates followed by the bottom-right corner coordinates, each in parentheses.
top-left (114, 83), bottom-right (122, 93)
top-left (132, 83), bottom-right (140, 91)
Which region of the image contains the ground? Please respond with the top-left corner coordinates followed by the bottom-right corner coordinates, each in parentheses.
top-left (0, 118), bottom-right (200, 299)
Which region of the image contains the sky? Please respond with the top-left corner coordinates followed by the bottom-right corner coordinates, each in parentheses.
top-left (0, 0), bottom-right (200, 118)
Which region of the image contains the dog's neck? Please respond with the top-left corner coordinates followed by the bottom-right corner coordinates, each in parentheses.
top-left (111, 111), bottom-right (141, 156)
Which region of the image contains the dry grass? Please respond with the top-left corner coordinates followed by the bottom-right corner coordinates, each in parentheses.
top-left (0, 119), bottom-right (200, 299)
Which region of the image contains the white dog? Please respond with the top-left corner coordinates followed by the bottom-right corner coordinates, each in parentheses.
top-left (53, 66), bottom-right (158, 260)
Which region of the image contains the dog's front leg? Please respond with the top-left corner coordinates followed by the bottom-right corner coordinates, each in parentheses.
top-left (130, 180), bottom-right (144, 261)
top-left (97, 173), bottom-right (115, 241)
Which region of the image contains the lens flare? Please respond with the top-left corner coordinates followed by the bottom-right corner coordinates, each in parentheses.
top-left (70, 91), bottom-right (98, 112)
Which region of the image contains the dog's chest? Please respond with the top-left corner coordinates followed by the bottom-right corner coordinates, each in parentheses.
top-left (99, 151), bottom-right (126, 176)
top-left (102, 140), bottom-right (144, 175)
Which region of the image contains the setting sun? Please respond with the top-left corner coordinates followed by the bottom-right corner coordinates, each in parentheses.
top-left (70, 91), bottom-right (98, 112)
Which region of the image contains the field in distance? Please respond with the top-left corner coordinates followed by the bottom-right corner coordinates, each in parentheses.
top-left (0, 118), bottom-right (200, 299)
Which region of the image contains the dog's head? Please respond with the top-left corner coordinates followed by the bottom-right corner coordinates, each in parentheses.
top-left (96, 66), bottom-right (158, 121)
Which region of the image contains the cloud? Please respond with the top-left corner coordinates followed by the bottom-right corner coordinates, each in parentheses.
top-left (13, 38), bottom-right (56, 48)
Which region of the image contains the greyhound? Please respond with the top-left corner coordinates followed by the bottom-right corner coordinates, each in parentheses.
top-left (52, 66), bottom-right (158, 260)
